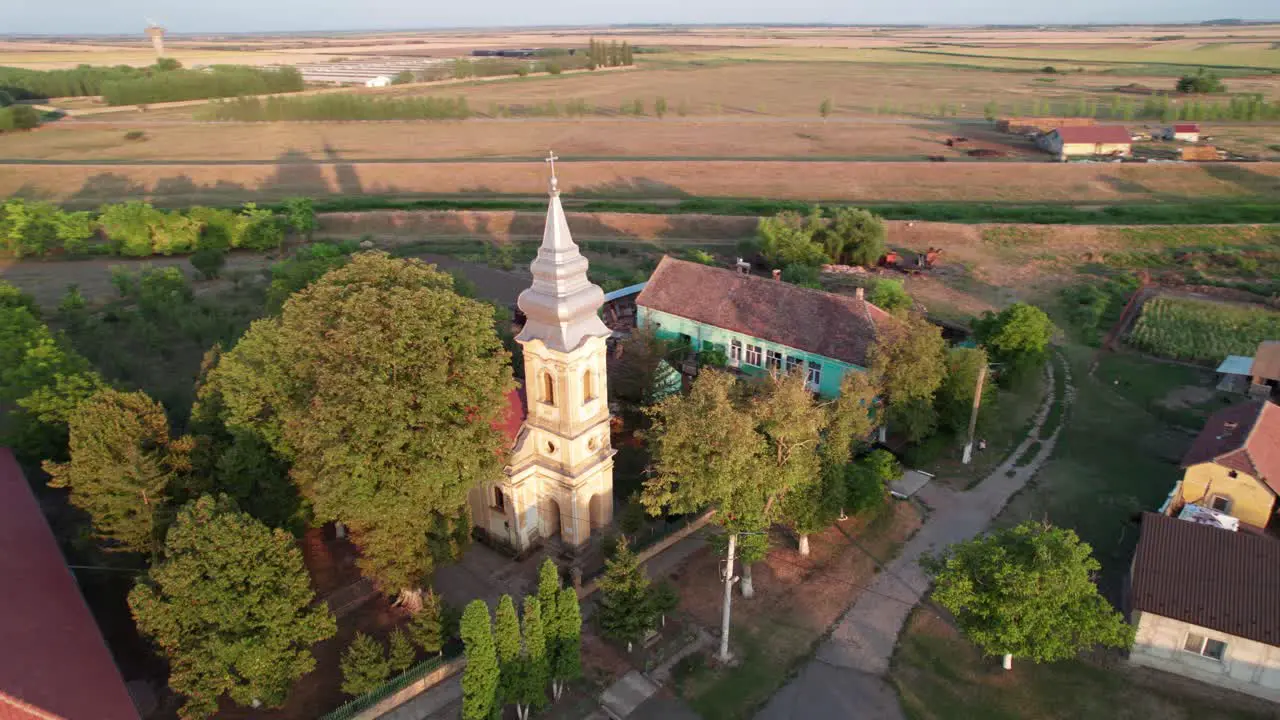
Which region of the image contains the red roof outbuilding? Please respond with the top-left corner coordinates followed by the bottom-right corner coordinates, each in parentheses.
top-left (1173, 123), bottom-right (1200, 133)
top-left (0, 448), bottom-right (138, 720)
top-left (1051, 125), bottom-right (1133, 145)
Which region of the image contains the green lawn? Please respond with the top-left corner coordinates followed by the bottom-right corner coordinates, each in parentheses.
top-left (892, 611), bottom-right (1275, 720)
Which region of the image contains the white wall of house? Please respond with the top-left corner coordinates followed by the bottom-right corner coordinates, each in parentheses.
top-left (1130, 610), bottom-right (1280, 703)
top-left (365, 76), bottom-right (391, 87)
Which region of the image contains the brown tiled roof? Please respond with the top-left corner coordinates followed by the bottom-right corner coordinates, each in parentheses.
top-left (1052, 125), bottom-right (1132, 144)
top-left (635, 256), bottom-right (892, 367)
top-left (1253, 341), bottom-right (1280, 382)
top-left (1181, 400), bottom-right (1280, 493)
top-left (1173, 123), bottom-right (1200, 133)
top-left (1131, 512), bottom-right (1280, 646)
top-left (0, 448), bottom-right (139, 720)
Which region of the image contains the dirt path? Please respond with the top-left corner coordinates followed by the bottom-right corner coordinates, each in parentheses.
top-left (755, 352), bottom-right (1074, 720)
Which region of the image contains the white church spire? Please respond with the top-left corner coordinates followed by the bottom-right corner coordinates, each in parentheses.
top-left (515, 151), bottom-right (612, 353)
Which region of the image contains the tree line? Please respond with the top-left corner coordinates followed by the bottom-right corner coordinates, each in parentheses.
top-left (0, 63), bottom-right (153, 100)
top-left (983, 91), bottom-right (1279, 122)
top-left (586, 38), bottom-right (635, 68)
top-left (102, 65), bottom-right (303, 106)
top-left (201, 93), bottom-right (471, 121)
top-left (0, 197), bottom-right (316, 260)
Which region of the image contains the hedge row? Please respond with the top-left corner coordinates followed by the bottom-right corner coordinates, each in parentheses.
top-left (0, 199), bottom-right (308, 258)
top-left (201, 93), bottom-right (471, 121)
top-left (102, 66), bottom-right (304, 106)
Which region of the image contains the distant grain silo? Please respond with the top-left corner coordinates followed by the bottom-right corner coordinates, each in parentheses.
top-left (145, 24), bottom-right (166, 59)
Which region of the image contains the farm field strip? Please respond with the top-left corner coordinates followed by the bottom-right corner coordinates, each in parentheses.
top-left (1128, 295), bottom-right (1280, 364)
top-left (6, 160), bottom-right (1280, 206)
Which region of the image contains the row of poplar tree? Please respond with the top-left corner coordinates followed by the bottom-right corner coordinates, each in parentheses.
top-left (459, 560), bottom-right (584, 720)
top-left (586, 38), bottom-right (635, 68)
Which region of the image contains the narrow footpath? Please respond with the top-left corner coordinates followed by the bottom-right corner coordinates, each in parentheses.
top-left (756, 354), bottom-right (1075, 720)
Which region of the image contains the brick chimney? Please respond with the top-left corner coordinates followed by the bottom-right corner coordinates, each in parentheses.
top-left (772, 269), bottom-right (782, 281)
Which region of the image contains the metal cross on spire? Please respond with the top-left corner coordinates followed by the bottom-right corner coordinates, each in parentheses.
top-left (545, 150), bottom-right (559, 194)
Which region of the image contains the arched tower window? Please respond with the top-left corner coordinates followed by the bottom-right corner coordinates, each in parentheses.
top-left (542, 371), bottom-right (556, 407)
top-left (583, 368), bottom-right (595, 403)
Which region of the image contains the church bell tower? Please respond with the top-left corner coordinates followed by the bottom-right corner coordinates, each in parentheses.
top-left (502, 153), bottom-right (615, 550)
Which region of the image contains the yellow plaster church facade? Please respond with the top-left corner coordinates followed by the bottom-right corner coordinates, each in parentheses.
top-left (467, 157), bottom-right (616, 553)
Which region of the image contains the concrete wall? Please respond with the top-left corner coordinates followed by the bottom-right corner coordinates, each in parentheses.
top-left (637, 306), bottom-right (860, 398)
top-left (1130, 610), bottom-right (1280, 703)
top-left (1179, 462), bottom-right (1275, 530)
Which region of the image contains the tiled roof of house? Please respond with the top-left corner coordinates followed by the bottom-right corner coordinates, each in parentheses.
top-left (1252, 341), bottom-right (1280, 382)
top-left (635, 256), bottom-right (893, 367)
top-left (1131, 512), bottom-right (1280, 646)
top-left (1052, 125), bottom-right (1132, 144)
top-left (1181, 400), bottom-right (1280, 493)
top-left (0, 448), bottom-right (139, 720)
top-left (1173, 123), bottom-right (1201, 133)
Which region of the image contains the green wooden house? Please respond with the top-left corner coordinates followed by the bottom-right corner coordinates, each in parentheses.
top-left (634, 256), bottom-right (894, 397)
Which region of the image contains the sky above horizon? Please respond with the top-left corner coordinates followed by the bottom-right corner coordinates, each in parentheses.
top-left (2, 0), bottom-right (1276, 35)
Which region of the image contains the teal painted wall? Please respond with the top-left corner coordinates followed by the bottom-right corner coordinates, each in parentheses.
top-left (637, 307), bottom-right (863, 397)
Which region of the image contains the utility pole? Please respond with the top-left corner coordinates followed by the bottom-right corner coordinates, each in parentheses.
top-left (961, 363), bottom-right (988, 465)
top-left (718, 532), bottom-right (737, 662)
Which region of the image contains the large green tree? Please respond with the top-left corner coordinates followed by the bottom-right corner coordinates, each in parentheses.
top-left (871, 313), bottom-right (947, 442)
top-left (822, 207), bottom-right (886, 266)
top-left (460, 600), bottom-right (500, 720)
top-left (935, 347), bottom-right (994, 434)
top-left (973, 302), bottom-right (1055, 381)
top-left (207, 253), bottom-right (513, 599)
top-left (757, 208), bottom-right (828, 268)
top-left (597, 543), bottom-right (657, 650)
top-left (756, 370), bottom-right (823, 568)
top-left (924, 521), bottom-right (1134, 670)
top-left (643, 369), bottom-right (769, 594)
top-left (44, 388), bottom-right (191, 557)
top-left (129, 496), bottom-right (336, 718)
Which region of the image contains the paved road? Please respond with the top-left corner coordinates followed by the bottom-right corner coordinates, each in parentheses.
top-left (756, 357), bottom-right (1073, 720)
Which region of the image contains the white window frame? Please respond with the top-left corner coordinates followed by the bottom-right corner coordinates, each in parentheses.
top-left (807, 360), bottom-right (822, 389)
top-left (1209, 494), bottom-right (1232, 514)
top-left (745, 344), bottom-right (762, 367)
top-left (729, 339), bottom-right (743, 367)
top-left (766, 349), bottom-right (783, 372)
top-left (785, 356), bottom-right (802, 373)
top-left (1182, 633), bottom-right (1227, 661)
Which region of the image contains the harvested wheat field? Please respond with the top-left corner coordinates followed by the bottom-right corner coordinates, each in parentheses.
top-left (8, 160), bottom-right (1277, 206)
top-left (2, 118), bottom-right (1035, 162)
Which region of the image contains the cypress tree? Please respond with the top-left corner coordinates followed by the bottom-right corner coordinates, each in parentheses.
top-left (537, 559), bottom-right (561, 629)
top-left (494, 594), bottom-right (522, 709)
top-left (388, 629), bottom-right (416, 675)
top-left (341, 632), bottom-right (390, 697)
top-left (460, 600), bottom-right (499, 720)
top-left (550, 587), bottom-right (582, 700)
top-left (408, 590), bottom-right (445, 656)
top-left (596, 543), bottom-right (656, 651)
top-left (518, 596), bottom-right (549, 719)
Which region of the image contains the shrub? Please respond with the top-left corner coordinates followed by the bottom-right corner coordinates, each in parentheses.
top-left (190, 247), bottom-right (227, 279)
top-left (867, 278), bottom-right (912, 313)
top-left (0, 105), bottom-right (40, 132)
top-left (1176, 68), bottom-right (1226, 94)
top-left (239, 203), bottom-right (284, 251)
top-left (781, 263), bottom-right (823, 289)
top-left (341, 633), bottom-right (390, 697)
top-left (124, 130), bottom-right (146, 141)
top-left (98, 201), bottom-right (164, 256)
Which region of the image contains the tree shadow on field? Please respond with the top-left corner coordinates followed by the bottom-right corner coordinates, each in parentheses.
top-left (1099, 174), bottom-right (1165, 200)
top-left (1200, 164), bottom-right (1280, 199)
top-left (69, 172), bottom-right (147, 204)
top-left (5, 183), bottom-right (56, 201)
top-left (259, 148), bottom-right (334, 199)
top-left (322, 142), bottom-right (364, 196)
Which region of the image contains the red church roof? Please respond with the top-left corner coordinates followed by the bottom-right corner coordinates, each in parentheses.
top-left (498, 388), bottom-right (527, 447)
top-left (0, 448), bottom-right (138, 720)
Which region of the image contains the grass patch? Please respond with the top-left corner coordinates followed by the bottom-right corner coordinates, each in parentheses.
top-left (1128, 295), bottom-right (1280, 365)
top-left (1013, 440), bottom-right (1042, 467)
top-left (996, 347), bottom-right (1192, 599)
top-left (892, 611), bottom-right (1274, 720)
top-left (271, 196), bottom-right (1280, 227)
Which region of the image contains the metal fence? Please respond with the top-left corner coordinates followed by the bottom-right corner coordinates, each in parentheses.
top-left (320, 654), bottom-right (452, 720)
